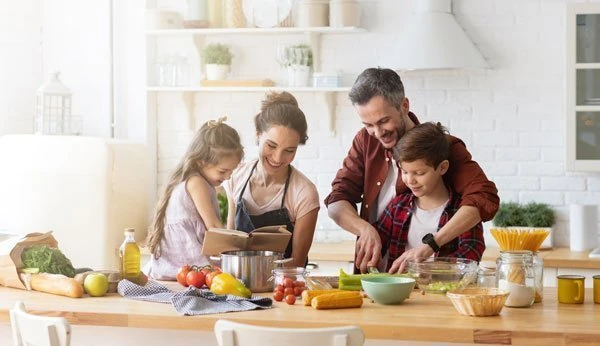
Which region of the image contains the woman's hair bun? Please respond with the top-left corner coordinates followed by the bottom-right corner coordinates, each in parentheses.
top-left (261, 91), bottom-right (298, 112)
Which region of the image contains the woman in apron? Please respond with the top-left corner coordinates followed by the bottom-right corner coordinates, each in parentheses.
top-left (226, 92), bottom-right (320, 267)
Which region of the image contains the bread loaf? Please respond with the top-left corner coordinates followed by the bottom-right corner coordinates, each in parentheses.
top-left (26, 273), bottom-right (84, 298)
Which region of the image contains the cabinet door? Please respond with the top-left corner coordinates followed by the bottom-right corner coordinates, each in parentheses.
top-left (567, 4), bottom-right (600, 170)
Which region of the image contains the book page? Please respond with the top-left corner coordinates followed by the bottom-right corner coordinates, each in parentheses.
top-left (250, 225), bottom-right (289, 234)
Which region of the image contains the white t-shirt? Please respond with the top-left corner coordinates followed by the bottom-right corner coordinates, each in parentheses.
top-left (225, 159), bottom-right (320, 222)
top-left (375, 159), bottom-right (399, 222)
top-left (406, 200), bottom-right (449, 250)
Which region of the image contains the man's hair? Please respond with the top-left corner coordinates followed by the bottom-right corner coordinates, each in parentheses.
top-left (349, 68), bottom-right (405, 109)
top-left (397, 122), bottom-right (450, 168)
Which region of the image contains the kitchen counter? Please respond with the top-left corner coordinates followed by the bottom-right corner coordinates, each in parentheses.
top-left (0, 284), bottom-right (598, 344)
top-left (308, 241), bottom-right (600, 269)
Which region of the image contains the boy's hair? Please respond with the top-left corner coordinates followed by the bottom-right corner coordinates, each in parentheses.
top-left (146, 118), bottom-right (244, 257)
top-left (397, 122), bottom-right (450, 169)
top-left (349, 67), bottom-right (405, 110)
top-left (254, 91), bottom-right (308, 144)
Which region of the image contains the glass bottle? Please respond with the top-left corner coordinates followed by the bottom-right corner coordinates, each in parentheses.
top-left (533, 252), bottom-right (544, 303)
top-left (496, 250), bottom-right (535, 308)
top-left (119, 228), bottom-right (140, 280)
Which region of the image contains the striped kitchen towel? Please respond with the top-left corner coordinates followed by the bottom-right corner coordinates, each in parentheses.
top-left (117, 279), bottom-right (272, 316)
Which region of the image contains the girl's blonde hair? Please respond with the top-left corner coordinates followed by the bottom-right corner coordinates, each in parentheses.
top-left (146, 117), bottom-right (243, 257)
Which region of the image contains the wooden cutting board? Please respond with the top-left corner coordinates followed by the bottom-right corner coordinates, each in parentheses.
top-left (200, 79), bottom-right (275, 87)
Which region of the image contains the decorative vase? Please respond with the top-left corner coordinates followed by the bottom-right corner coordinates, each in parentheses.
top-left (205, 64), bottom-right (230, 80)
top-left (286, 65), bottom-right (311, 87)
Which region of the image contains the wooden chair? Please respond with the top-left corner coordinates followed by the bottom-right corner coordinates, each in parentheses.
top-left (214, 319), bottom-right (364, 346)
top-left (10, 301), bottom-right (71, 346)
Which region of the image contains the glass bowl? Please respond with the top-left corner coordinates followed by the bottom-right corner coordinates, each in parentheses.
top-left (407, 257), bottom-right (478, 294)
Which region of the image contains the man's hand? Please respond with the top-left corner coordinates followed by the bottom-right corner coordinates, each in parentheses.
top-left (388, 244), bottom-right (433, 274)
top-left (354, 225), bottom-right (382, 273)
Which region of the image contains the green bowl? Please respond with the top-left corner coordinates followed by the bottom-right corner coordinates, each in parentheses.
top-left (361, 276), bottom-right (416, 305)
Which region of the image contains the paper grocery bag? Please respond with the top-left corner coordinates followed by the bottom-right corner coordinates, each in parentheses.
top-left (0, 232), bottom-right (57, 289)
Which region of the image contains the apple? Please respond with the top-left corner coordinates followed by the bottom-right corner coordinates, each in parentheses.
top-left (84, 273), bottom-right (109, 297)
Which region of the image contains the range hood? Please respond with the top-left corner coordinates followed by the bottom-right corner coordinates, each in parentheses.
top-left (386, 0), bottom-right (488, 71)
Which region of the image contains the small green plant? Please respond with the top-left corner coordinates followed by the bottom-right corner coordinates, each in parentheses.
top-left (202, 43), bottom-right (233, 65)
top-left (493, 202), bottom-right (555, 227)
top-left (278, 44), bottom-right (312, 67)
top-left (522, 202), bottom-right (555, 227)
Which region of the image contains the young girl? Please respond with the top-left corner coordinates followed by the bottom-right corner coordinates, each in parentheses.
top-left (145, 118), bottom-right (244, 280)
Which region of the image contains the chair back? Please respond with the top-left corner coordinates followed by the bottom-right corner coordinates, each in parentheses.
top-left (10, 301), bottom-right (71, 346)
top-left (214, 319), bottom-right (364, 346)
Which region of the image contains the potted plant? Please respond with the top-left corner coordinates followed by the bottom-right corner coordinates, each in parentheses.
top-left (201, 43), bottom-right (233, 80)
top-left (492, 202), bottom-right (556, 249)
top-left (277, 44), bottom-right (312, 87)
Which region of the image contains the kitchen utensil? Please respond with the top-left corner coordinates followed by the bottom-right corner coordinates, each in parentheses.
top-left (446, 287), bottom-right (509, 316)
top-left (305, 276), bottom-right (333, 290)
top-left (557, 274), bottom-right (585, 304)
top-left (210, 250), bottom-right (291, 292)
top-left (361, 276), bottom-right (415, 305)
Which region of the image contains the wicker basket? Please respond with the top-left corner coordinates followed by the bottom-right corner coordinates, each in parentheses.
top-left (446, 288), bottom-right (509, 317)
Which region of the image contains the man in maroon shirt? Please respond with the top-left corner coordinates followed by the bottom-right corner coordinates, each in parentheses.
top-left (324, 68), bottom-right (499, 273)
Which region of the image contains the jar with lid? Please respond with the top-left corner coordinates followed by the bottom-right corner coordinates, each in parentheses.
top-left (533, 252), bottom-right (544, 303)
top-left (297, 0), bottom-right (329, 27)
top-left (329, 0), bottom-right (360, 27)
top-left (496, 250), bottom-right (535, 308)
top-left (272, 267), bottom-right (308, 297)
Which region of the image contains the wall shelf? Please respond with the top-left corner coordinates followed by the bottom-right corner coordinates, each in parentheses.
top-left (147, 86), bottom-right (348, 135)
top-left (146, 27), bottom-right (365, 36)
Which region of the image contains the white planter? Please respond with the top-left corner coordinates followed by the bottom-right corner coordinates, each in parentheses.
top-left (205, 64), bottom-right (229, 80)
top-left (286, 65), bottom-right (311, 87)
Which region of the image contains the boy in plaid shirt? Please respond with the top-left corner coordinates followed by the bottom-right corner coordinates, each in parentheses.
top-left (375, 122), bottom-right (485, 273)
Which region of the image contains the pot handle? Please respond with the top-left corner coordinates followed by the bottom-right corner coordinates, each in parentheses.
top-left (273, 258), bottom-right (293, 264)
top-left (209, 255), bottom-right (221, 262)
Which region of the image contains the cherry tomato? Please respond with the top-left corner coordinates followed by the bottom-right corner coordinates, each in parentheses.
top-left (176, 265), bottom-right (191, 287)
top-left (284, 294), bottom-right (296, 305)
top-left (274, 284), bottom-right (284, 293)
top-left (293, 280), bottom-right (305, 287)
top-left (283, 278), bottom-right (294, 288)
top-left (186, 269), bottom-right (206, 289)
top-left (284, 287), bottom-right (294, 296)
top-left (205, 269), bottom-right (222, 288)
top-left (273, 291), bottom-right (284, 302)
top-left (293, 286), bottom-right (303, 296)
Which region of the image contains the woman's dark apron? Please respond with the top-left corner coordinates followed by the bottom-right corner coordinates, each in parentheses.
top-left (234, 161), bottom-right (296, 260)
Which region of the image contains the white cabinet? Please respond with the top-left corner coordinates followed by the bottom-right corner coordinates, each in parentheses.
top-left (566, 3), bottom-right (600, 171)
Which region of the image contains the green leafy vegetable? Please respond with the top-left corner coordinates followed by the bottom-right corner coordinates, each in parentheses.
top-left (217, 192), bottom-right (228, 225)
top-left (21, 245), bottom-right (76, 277)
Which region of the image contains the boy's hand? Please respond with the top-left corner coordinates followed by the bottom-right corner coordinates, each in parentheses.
top-left (355, 225), bottom-right (382, 273)
top-left (388, 244), bottom-right (434, 274)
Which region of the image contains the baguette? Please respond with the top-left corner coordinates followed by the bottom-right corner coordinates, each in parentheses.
top-left (25, 273), bottom-right (84, 298)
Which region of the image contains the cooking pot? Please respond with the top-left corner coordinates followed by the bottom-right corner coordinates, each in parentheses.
top-left (210, 250), bottom-right (291, 292)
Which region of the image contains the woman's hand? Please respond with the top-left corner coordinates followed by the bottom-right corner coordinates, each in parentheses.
top-left (355, 225), bottom-right (382, 273)
top-left (388, 244), bottom-right (433, 274)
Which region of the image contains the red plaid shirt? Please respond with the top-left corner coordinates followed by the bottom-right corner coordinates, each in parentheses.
top-left (374, 187), bottom-right (485, 272)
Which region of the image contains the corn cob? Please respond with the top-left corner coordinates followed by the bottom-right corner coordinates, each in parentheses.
top-left (311, 291), bottom-right (363, 310)
top-left (301, 289), bottom-right (341, 306)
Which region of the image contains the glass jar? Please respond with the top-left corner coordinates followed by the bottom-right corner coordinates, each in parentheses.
top-left (533, 252), bottom-right (544, 303)
top-left (477, 261), bottom-right (497, 288)
top-left (272, 267), bottom-right (308, 296)
top-left (496, 250), bottom-right (535, 308)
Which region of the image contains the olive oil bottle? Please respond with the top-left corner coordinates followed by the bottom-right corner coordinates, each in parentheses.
top-left (119, 228), bottom-right (140, 280)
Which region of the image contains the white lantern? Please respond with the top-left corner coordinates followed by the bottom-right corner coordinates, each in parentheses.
top-left (35, 71), bottom-right (73, 135)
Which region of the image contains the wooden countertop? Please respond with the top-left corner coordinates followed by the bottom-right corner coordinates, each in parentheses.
top-left (309, 241), bottom-right (600, 269)
top-left (0, 283), bottom-right (598, 344)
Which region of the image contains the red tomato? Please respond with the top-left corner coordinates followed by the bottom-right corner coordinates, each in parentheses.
top-left (293, 286), bottom-right (303, 296)
top-left (205, 269), bottom-right (222, 288)
top-left (284, 294), bottom-right (296, 305)
top-left (274, 284), bottom-right (284, 293)
top-left (273, 291), bottom-right (284, 302)
top-left (283, 278), bottom-right (294, 288)
top-left (284, 287), bottom-right (294, 296)
top-left (176, 265), bottom-right (191, 287)
top-left (186, 269), bottom-right (206, 289)
top-left (293, 280), bottom-right (305, 287)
